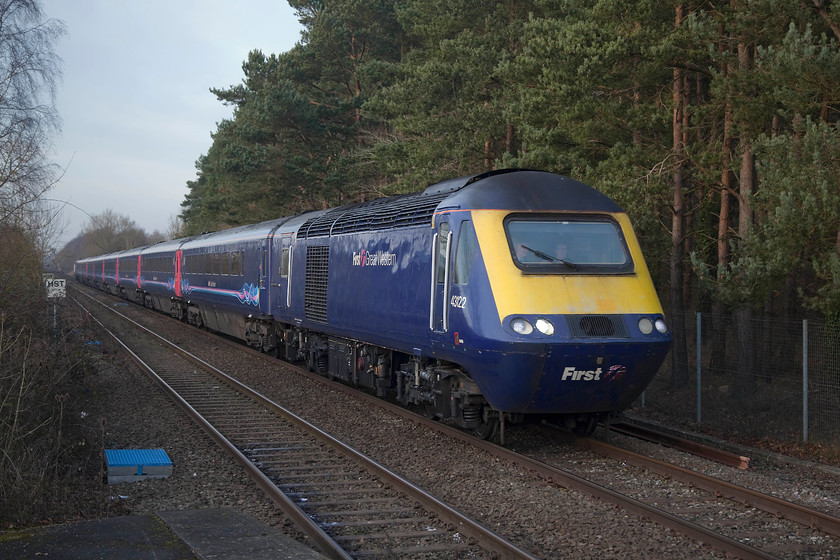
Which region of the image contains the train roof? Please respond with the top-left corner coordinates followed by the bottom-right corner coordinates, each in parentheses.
top-left (139, 237), bottom-right (191, 255)
top-left (448, 169), bottom-right (623, 213)
top-left (179, 211), bottom-right (327, 248)
top-left (76, 170), bottom-right (622, 259)
top-left (297, 169), bottom-right (621, 239)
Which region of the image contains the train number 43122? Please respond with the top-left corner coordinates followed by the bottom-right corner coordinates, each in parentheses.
top-left (450, 295), bottom-right (467, 309)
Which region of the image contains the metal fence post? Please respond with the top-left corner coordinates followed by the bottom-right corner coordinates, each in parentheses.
top-left (803, 319), bottom-right (808, 443)
top-left (696, 312), bottom-right (702, 424)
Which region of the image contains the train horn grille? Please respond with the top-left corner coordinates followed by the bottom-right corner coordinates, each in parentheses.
top-left (567, 315), bottom-right (628, 338)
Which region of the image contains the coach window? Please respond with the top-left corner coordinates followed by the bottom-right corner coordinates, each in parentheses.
top-left (231, 251), bottom-right (240, 276)
top-left (221, 252), bottom-right (230, 275)
top-left (454, 221), bottom-right (477, 285)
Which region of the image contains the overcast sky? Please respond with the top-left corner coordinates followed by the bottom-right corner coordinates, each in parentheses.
top-left (42, 0), bottom-right (303, 248)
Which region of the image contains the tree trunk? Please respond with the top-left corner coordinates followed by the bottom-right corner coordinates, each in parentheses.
top-left (711, 96), bottom-right (734, 376)
top-left (669, 5), bottom-right (689, 389)
top-left (734, 42), bottom-right (755, 398)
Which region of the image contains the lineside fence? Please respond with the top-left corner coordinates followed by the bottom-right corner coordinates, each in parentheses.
top-left (635, 311), bottom-right (840, 444)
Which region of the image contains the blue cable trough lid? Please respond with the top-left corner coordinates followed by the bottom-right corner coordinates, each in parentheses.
top-left (105, 449), bottom-right (172, 484)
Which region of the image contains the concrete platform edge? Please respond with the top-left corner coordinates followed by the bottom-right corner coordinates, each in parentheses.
top-left (157, 508), bottom-right (327, 560)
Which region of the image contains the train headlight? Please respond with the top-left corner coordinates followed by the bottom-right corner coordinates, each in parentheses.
top-left (511, 317), bottom-right (533, 335)
top-left (655, 318), bottom-right (669, 333)
top-left (638, 317), bottom-right (654, 335)
top-left (535, 318), bottom-right (555, 335)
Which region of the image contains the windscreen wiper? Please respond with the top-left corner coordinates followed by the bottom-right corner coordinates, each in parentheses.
top-left (519, 244), bottom-right (579, 270)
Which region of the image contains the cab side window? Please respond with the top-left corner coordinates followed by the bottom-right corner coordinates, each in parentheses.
top-left (280, 248), bottom-right (290, 278)
top-left (436, 222), bottom-right (450, 283)
top-left (454, 221), bottom-right (477, 285)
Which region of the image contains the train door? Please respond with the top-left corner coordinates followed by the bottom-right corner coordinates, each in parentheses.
top-left (431, 217), bottom-right (452, 333)
top-left (136, 255), bottom-right (142, 290)
top-left (270, 233), bottom-right (292, 316)
top-left (259, 242), bottom-right (270, 312)
top-left (174, 250), bottom-right (183, 297)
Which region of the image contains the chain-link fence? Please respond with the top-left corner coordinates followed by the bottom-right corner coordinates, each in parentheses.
top-left (635, 311), bottom-right (840, 444)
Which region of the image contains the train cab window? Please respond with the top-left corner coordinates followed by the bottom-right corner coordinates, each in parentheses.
top-left (454, 221), bottom-right (477, 285)
top-left (436, 222), bottom-right (450, 283)
top-left (506, 215), bottom-right (633, 274)
top-left (280, 248), bottom-right (290, 278)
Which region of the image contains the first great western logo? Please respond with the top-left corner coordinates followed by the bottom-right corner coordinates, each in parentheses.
top-left (352, 249), bottom-right (397, 267)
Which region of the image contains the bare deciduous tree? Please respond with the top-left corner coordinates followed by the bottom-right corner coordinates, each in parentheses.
top-left (0, 0), bottom-right (64, 248)
top-left (81, 209), bottom-right (150, 253)
top-left (0, 0), bottom-right (71, 526)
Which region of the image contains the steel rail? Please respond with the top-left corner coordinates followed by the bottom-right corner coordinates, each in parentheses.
top-left (345, 404), bottom-right (780, 560)
top-left (72, 292), bottom-right (353, 560)
top-left (75, 282), bottom-right (839, 559)
top-left (73, 287), bottom-right (538, 560)
top-left (605, 420), bottom-right (751, 469)
top-left (192, 325), bottom-right (779, 560)
top-left (575, 435), bottom-right (840, 539)
top-left (213, 345), bottom-right (785, 560)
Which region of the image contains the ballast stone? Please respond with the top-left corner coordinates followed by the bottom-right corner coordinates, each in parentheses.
top-left (106, 448), bottom-right (172, 484)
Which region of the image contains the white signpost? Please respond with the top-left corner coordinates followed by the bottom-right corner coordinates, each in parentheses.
top-left (45, 278), bottom-right (66, 339)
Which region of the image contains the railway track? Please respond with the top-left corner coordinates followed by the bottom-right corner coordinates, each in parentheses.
top-left (73, 282), bottom-right (840, 559)
top-left (575, 433), bottom-right (840, 528)
top-left (72, 285), bottom-right (537, 560)
top-left (602, 420), bottom-right (751, 469)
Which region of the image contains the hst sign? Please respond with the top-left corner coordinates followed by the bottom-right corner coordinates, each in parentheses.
top-left (45, 278), bottom-right (66, 298)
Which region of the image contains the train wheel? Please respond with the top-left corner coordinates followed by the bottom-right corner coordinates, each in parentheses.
top-left (571, 415), bottom-right (598, 436)
top-left (473, 418), bottom-right (498, 440)
top-left (421, 402), bottom-right (438, 420)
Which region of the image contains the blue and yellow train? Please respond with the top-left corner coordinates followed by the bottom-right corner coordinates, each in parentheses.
top-left (76, 169), bottom-right (671, 437)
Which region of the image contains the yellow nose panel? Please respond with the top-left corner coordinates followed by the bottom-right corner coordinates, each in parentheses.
top-left (471, 210), bottom-right (664, 322)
